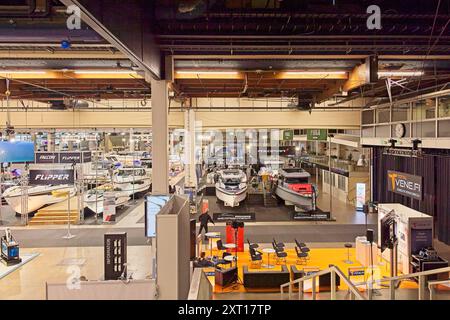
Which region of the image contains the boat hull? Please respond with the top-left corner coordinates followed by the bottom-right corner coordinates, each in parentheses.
top-left (275, 185), bottom-right (314, 211)
top-left (3, 185), bottom-right (76, 215)
top-left (113, 178), bottom-right (151, 196)
top-left (85, 195), bottom-right (130, 214)
top-left (216, 186), bottom-right (247, 207)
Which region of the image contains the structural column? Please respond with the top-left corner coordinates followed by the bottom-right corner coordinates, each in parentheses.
top-left (184, 109), bottom-right (197, 188)
top-left (47, 131), bottom-right (56, 151)
top-left (151, 78), bottom-right (170, 195)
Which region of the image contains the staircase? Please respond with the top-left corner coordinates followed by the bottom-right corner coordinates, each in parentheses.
top-left (29, 198), bottom-right (80, 225)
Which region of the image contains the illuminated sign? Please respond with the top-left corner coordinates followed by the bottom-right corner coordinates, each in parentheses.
top-left (387, 170), bottom-right (423, 200)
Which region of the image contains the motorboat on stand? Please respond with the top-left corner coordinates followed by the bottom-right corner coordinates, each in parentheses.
top-left (84, 184), bottom-right (130, 214)
top-left (3, 184), bottom-right (76, 215)
top-left (274, 167), bottom-right (317, 212)
top-left (215, 169), bottom-right (247, 207)
top-left (112, 167), bottom-right (151, 197)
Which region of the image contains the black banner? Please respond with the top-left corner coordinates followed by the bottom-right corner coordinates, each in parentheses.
top-left (35, 152), bottom-right (59, 164)
top-left (213, 212), bottom-right (255, 222)
top-left (292, 211), bottom-right (331, 221)
top-left (60, 152), bottom-right (82, 164)
top-left (29, 169), bottom-right (74, 185)
top-left (82, 151), bottom-right (92, 163)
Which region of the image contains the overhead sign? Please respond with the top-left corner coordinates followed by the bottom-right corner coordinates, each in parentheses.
top-left (307, 129), bottom-right (327, 141)
top-left (35, 152), bottom-right (59, 164)
top-left (387, 170), bottom-right (423, 200)
top-left (29, 169), bottom-right (74, 185)
top-left (283, 130), bottom-right (294, 141)
top-left (60, 152), bottom-right (82, 163)
top-left (34, 151), bottom-right (92, 164)
top-left (82, 151), bottom-right (92, 163)
top-left (383, 148), bottom-right (423, 158)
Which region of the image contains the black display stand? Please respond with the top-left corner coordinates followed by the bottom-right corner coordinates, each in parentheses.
top-left (0, 236), bottom-right (21, 266)
top-left (104, 232), bottom-right (127, 280)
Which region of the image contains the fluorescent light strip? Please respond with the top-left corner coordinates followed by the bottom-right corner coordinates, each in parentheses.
top-left (284, 71), bottom-right (348, 75)
top-left (0, 70), bottom-right (47, 74)
top-left (176, 70), bottom-right (239, 75)
top-left (74, 70), bottom-right (137, 74)
top-left (378, 71), bottom-right (424, 77)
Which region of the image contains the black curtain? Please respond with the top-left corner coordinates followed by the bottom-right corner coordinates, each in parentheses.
top-left (372, 147), bottom-right (449, 244)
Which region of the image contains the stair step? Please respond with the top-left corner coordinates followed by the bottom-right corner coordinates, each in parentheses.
top-left (32, 216), bottom-right (78, 221)
top-left (29, 219), bottom-right (78, 225)
top-left (36, 211), bottom-right (79, 215)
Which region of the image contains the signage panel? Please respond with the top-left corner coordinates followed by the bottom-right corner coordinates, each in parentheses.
top-left (35, 152), bottom-right (59, 164)
top-left (60, 152), bottom-right (82, 164)
top-left (356, 183), bottom-right (366, 210)
top-left (387, 170), bottom-right (423, 200)
top-left (283, 130), bottom-right (294, 141)
top-left (0, 141), bottom-right (35, 163)
top-left (213, 212), bottom-right (256, 222)
top-left (29, 169), bottom-right (74, 185)
top-left (82, 151), bottom-right (92, 163)
top-left (307, 129), bottom-right (327, 141)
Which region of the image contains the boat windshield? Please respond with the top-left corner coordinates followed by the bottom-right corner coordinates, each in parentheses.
top-left (117, 169), bottom-right (145, 177)
top-left (285, 177), bottom-right (309, 184)
top-left (222, 178), bottom-right (241, 185)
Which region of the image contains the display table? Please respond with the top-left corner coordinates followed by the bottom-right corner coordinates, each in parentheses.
top-left (262, 248), bottom-right (276, 269)
top-left (355, 236), bottom-right (379, 267)
top-left (205, 232), bottom-right (221, 256)
top-left (223, 243), bottom-right (236, 254)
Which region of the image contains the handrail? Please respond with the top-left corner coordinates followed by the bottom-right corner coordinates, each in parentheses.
top-left (428, 279), bottom-right (450, 300)
top-left (351, 266), bottom-right (450, 300)
top-left (353, 266), bottom-right (450, 286)
top-left (280, 266), bottom-right (366, 300)
top-left (188, 268), bottom-right (213, 300)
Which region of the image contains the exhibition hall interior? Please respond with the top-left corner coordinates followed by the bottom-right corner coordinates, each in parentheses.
top-left (0, 0), bottom-right (450, 302)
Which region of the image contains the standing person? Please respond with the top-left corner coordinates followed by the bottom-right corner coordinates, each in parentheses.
top-left (198, 210), bottom-right (215, 239)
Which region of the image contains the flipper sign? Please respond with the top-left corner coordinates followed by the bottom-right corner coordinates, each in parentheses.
top-left (29, 169), bottom-right (74, 186)
top-left (387, 170), bottom-right (423, 200)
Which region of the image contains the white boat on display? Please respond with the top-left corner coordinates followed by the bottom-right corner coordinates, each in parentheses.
top-left (274, 167), bottom-right (316, 212)
top-left (215, 169), bottom-right (248, 207)
top-left (84, 184), bottom-right (130, 214)
top-left (112, 167), bottom-right (152, 196)
top-left (3, 184), bottom-right (76, 215)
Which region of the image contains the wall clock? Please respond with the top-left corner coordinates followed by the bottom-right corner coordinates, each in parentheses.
top-left (395, 123), bottom-right (406, 138)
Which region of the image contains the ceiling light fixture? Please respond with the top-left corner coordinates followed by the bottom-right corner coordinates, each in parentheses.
top-left (0, 70), bottom-right (47, 74)
top-left (378, 71), bottom-right (424, 77)
top-left (284, 71), bottom-right (348, 75)
top-left (74, 70), bottom-right (138, 74)
top-left (176, 70), bottom-right (239, 75)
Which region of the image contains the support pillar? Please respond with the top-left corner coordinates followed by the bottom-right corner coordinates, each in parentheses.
top-left (184, 109), bottom-right (197, 188)
top-left (151, 78), bottom-right (169, 195)
top-left (47, 131), bottom-right (56, 151)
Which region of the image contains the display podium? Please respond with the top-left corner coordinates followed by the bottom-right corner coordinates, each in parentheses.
top-left (225, 222), bottom-right (244, 252)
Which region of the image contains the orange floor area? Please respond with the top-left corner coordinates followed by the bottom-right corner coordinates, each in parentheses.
top-left (202, 242), bottom-right (419, 294)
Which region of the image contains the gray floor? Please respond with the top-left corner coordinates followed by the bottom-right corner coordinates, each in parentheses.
top-left (8, 227), bottom-right (149, 248)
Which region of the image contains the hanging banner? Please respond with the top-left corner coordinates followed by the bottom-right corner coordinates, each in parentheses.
top-left (387, 170), bottom-right (423, 200)
top-left (307, 129), bottom-right (327, 141)
top-left (29, 169), bottom-right (74, 185)
top-left (34, 151), bottom-right (91, 164)
top-left (35, 152), bottom-right (59, 164)
top-left (283, 130), bottom-right (294, 141)
top-left (60, 152), bottom-right (82, 164)
top-left (82, 151), bottom-right (92, 163)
